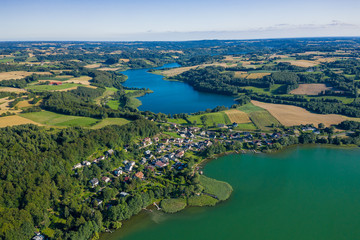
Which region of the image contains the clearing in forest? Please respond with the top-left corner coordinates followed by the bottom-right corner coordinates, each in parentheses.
top-left (290, 84), bottom-right (333, 95)
top-left (251, 100), bottom-right (347, 127)
top-left (224, 109), bottom-right (251, 123)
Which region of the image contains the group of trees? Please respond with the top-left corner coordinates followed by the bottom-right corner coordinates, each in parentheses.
top-left (0, 119), bottom-right (159, 240)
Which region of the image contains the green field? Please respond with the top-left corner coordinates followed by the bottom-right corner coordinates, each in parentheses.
top-left (249, 111), bottom-right (281, 130)
top-left (160, 198), bottom-right (187, 213)
top-left (237, 103), bottom-right (281, 130)
top-left (95, 87), bottom-right (118, 105)
top-left (26, 83), bottom-right (82, 91)
top-left (200, 175), bottom-right (233, 201)
top-left (187, 195), bottom-right (218, 207)
top-left (188, 111), bottom-right (231, 127)
top-left (107, 100), bottom-right (120, 110)
top-left (167, 118), bottom-right (188, 125)
top-left (237, 103), bottom-right (264, 113)
top-left (21, 111), bottom-right (99, 127)
top-left (91, 118), bottom-right (130, 129)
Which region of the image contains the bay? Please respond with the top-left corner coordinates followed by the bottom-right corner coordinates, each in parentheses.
top-left (102, 146), bottom-right (360, 240)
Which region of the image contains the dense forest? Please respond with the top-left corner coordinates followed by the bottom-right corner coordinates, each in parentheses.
top-left (0, 120), bottom-right (160, 240)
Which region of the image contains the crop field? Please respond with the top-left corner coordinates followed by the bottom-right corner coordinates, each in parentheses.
top-left (0, 115), bottom-right (41, 128)
top-left (224, 109), bottom-right (251, 123)
top-left (233, 122), bottom-right (257, 130)
top-left (21, 111), bottom-right (99, 127)
top-left (0, 87), bottom-right (27, 93)
top-left (26, 83), bottom-right (83, 91)
top-left (290, 84), bottom-right (333, 95)
top-left (84, 63), bottom-right (101, 68)
top-left (252, 100), bottom-right (347, 127)
top-left (245, 72), bottom-right (271, 79)
top-left (16, 100), bottom-right (33, 108)
top-left (188, 111), bottom-right (231, 127)
top-left (0, 71), bottom-right (52, 81)
top-left (236, 103), bottom-right (281, 130)
top-left (91, 118), bottom-right (130, 129)
top-left (63, 76), bottom-right (93, 85)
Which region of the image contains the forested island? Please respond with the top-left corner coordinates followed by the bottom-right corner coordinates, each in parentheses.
top-left (0, 38), bottom-right (360, 240)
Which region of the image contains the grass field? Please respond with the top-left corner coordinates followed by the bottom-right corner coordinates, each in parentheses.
top-left (0, 115), bottom-right (41, 128)
top-left (224, 109), bottom-right (251, 123)
top-left (252, 100), bottom-right (347, 127)
top-left (290, 84), bottom-right (333, 95)
top-left (188, 111), bottom-right (231, 127)
top-left (167, 118), bottom-right (188, 125)
top-left (26, 83), bottom-right (83, 91)
top-left (236, 103), bottom-right (281, 130)
top-left (21, 111), bottom-right (99, 127)
top-left (160, 198), bottom-right (187, 213)
top-left (95, 87), bottom-right (117, 105)
top-left (200, 175), bottom-right (233, 201)
top-left (91, 118), bottom-right (130, 129)
top-left (249, 111), bottom-right (281, 130)
top-left (187, 195), bottom-right (218, 207)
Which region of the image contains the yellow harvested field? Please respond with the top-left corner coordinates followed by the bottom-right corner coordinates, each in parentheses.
top-left (16, 100), bottom-right (33, 108)
top-left (246, 73), bottom-right (271, 79)
top-left (119, 58), bottom-right (130, 62)
top-left (63, 76), bottom-right (93, 85)
top-left (161, 66), bottom-right (199, 77)
top-left (234, 71), bottom-right (247, 78)
top-left (0, 115), bottom-right (41, 128)
top-left (290, 84), bottom-right (333, 95)
top-left (84, 63), bottom-right (101, 68)
top-left (97, 67), bottom-right (120, 71)
top-left (0, 71), bottom-right (52, 81)
top-left (224, 109), bottom-right (251, 123)
top-left (251, 100), bottom-right (347, 127)
top-left (0, 87), bottom-right (27, 93)
top-left (110, 50), bottom-right (123, 54)
top-left (276, 59), bottom-right (319, 67)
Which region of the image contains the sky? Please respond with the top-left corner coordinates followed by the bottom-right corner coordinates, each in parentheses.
top-left (1, 0), bottom-right (360, 41)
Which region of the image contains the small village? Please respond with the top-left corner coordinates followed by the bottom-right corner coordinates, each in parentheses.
top-left (71, 120), bottom-right (326, 212)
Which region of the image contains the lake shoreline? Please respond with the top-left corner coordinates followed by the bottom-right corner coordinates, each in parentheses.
top-left (100, 142), bottom-right (359, 240)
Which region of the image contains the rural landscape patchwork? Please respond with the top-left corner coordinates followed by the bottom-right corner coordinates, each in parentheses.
top-left (1, 1), bottom-right (360, 240)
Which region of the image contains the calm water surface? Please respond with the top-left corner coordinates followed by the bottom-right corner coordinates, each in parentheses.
top-left (121, 63), bottom-right (236, 114)
top-left (101, 146), bottom-right (360, 240)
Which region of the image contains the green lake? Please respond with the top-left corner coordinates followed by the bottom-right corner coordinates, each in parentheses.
top-left (101, 146), bottom-right (360, 240)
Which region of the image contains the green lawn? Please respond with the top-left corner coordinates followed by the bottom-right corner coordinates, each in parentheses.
top-left (160, 198), bottom-right (187, 213)
top-left (21, 111), bottom-right (99, 127)
top-left (26, 83), bottom-right (82, 91)
top-left (163, 131), bottom-right (182, 138)
top-left (91, 118), bottom-right (130, 129)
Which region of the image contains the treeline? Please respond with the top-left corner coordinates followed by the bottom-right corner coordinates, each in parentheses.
top-left (251, 93), bottom-right (360, 117)
top-left (41, 90), bottom-right (141, 120)
top-left (0, 120), bottom-right (159, 240)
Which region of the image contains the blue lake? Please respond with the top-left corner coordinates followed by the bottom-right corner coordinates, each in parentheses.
top-left (121, 63), bottom-right (236, 114)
